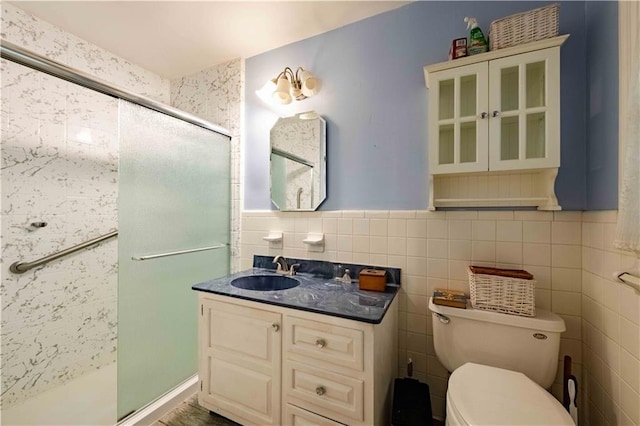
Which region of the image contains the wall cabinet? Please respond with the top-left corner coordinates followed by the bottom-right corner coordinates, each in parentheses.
top-left (424, 35), bottom-right (568, 210)
top-left (197, 293), bottom-right (398, 426)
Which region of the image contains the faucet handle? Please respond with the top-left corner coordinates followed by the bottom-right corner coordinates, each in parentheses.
top-left (289, 264), bottom-right (301, 276)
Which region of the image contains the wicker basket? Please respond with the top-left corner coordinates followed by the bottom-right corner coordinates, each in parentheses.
top-left (468, 266), bottom-right (536, 317)
top-left (489, 4), bottom-right (559, 51)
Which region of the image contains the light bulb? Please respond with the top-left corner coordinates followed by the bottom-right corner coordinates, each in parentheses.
top-left (299, 70), bottom-right (321, 97)
top-left (272, 76), bottom-right (292, 105)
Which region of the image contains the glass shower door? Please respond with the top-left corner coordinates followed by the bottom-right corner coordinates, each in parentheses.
top-left (117, 101), bottom-right (230, 419)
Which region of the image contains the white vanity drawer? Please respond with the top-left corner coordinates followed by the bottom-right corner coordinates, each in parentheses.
top-left (285, 316), bottom-right (364, 372)
top-left (284, 360), bottom-right (364, 422)
top-left (285, 404), bottom-right (346, 426)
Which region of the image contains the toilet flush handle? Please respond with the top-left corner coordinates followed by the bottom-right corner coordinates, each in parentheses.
top-left (433, 312), bottom-right (450, 324)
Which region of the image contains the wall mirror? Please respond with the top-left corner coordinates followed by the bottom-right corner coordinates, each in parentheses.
top-left (270, 111), bottom-right (326, 211)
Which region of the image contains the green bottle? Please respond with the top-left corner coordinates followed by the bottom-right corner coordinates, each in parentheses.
top-left (465, 17), bottom-right (489, 55)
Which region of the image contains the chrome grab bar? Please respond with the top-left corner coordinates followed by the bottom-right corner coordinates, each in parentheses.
top-left (131, 243), bottom-right (228, 261)
top-left (9, 230), bottom-right (118, 274)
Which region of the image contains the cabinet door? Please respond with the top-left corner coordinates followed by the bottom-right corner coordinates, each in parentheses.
top-left (199, 298), bottom-right (281, 425)
top-left (429, 62), bottom-right (489, 174)
top-left (488, 47), bottom-right (560, 171)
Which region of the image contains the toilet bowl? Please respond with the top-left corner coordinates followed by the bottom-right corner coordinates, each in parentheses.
top-left (428, 298), bottom-right (574, 425)
top-left (446, 363), bottom-right (574, 426)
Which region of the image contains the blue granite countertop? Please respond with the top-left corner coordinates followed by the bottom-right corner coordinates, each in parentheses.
top-left (192, 266), bottom-right (400, 324)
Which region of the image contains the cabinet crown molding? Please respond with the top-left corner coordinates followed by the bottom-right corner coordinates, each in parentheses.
top-left (424, 35), bottom-right (569, 88)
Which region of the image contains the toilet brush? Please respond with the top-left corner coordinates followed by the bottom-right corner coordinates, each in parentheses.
top-left (568, 375), bottom-right (578, 425)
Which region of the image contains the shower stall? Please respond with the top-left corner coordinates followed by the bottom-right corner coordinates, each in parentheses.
top-left (1, 41), bottom-right (231, 425)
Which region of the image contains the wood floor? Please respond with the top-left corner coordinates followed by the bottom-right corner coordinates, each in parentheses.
top-left (153, 394), bottom-right (239, 426)
top-left (154, 393), bottom-right (445, 426)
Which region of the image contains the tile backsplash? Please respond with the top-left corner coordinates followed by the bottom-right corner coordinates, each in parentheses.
top-left (252, 254), bottom-right (401, 284)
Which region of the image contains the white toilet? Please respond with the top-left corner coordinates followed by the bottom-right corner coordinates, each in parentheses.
top-left (428, 298), bottom-right (574, 426)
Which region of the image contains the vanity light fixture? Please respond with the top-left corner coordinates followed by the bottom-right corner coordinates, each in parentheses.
top-left (261, 67), bottom-right (321, 105)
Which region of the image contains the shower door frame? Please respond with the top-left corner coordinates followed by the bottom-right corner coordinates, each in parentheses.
top-left (0, 40), bottom-right (230, 137)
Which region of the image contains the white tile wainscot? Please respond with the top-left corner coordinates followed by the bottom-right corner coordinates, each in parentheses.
top-left (239, 209), bottom-right (585, 419)
top-left (581, 211), bottom-right (640, 426)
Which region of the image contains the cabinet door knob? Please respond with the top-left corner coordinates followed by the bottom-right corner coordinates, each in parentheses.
top-left (315, 338), bottom-right (326, 348)
top-left (492, 110), bottom-right (500, 117)
top-left (480, 112), bottom-right (488, 119)
top-left (315, 386), bottom-right (326, 396)
top-left (272, 323), bottom-right (280, 332)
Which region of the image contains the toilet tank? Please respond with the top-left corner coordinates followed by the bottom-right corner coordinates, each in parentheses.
top-left (428, 298), bottom-right (565, 389)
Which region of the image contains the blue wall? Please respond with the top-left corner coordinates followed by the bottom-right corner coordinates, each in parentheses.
top-left (245, 1), bottom-right (615, 211)
top-left (586, 1), bottom-right (619, 210)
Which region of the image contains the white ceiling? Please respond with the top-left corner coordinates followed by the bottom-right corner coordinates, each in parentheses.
top-left (11, 1), bottom-right (410, 79)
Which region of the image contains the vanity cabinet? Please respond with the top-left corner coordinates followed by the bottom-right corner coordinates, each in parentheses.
top-left (424, 35), bottom-right (568, 210)
top-left (197, 293), bottom-right (397, 426)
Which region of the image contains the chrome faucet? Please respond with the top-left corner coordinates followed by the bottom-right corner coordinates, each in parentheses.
top-left (273, 255), bottom-right (299, 276)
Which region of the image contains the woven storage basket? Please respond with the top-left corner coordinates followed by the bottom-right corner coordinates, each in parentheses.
top-left (468, 266), bottom-right (536, 317)
top-left (489, 3), bottom-right (559, 51)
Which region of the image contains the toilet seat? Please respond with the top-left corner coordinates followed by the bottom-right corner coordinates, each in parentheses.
top-left (446, 363), bottom-right (574, 426)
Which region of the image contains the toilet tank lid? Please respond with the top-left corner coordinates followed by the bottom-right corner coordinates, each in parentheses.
top-left (428, 297), bottom-right (566, 332)
top-left (448, 363), bottom-right (574, 426)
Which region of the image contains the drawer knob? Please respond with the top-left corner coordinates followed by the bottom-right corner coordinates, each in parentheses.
top-left (315, 338), bottom-right (326, 348)
top-left (272, 323), bottom-right (280, 332)
top-left (315, 386), bottom-right (326, 396)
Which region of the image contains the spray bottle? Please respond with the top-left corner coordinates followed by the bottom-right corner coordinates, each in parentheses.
top-left (464, 17), bottom-right (489, 55)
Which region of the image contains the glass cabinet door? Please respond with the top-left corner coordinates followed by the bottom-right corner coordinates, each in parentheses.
top-left (428, 62), bottom-right (489, 174)
top-left (488, 48), bottom-right (561, 171)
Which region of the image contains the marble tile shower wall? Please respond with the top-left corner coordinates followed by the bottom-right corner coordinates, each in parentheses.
top-left (170, 60), bottom-right (243, 272)
top-left (1, 3), bottom-right (170, 407)
top-left (581, 211), bottom-right (640, 426)
top-left (239, 209), bottom-right (584, 418)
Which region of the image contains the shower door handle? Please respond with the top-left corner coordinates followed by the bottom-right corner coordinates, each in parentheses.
top-left (131, 243), bottom-right (228, 261)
